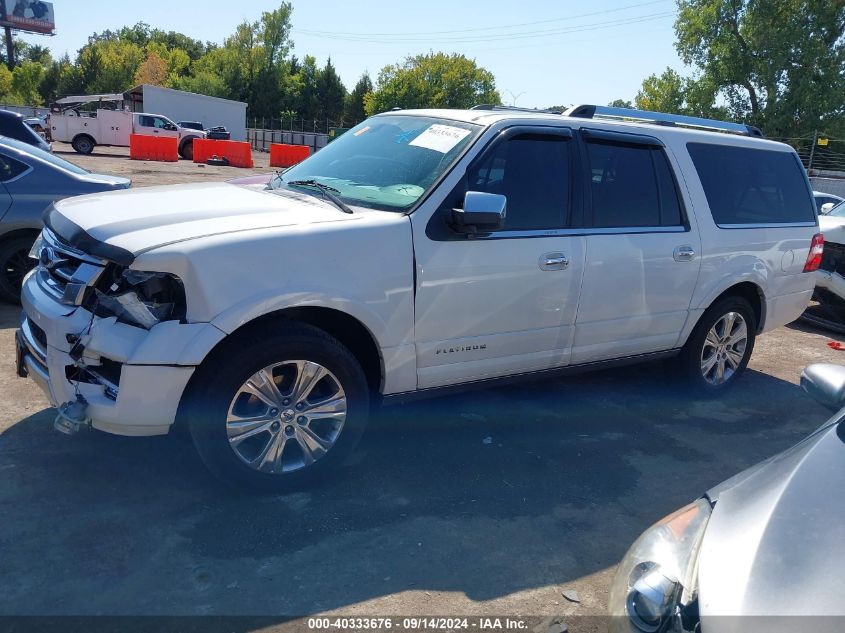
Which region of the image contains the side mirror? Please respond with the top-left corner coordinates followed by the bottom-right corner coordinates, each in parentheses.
top-left (801, 363), bottom-right (845, 411)
top-left (821, 202), bottom-right (835, 215)
top-left (450, 191), bottom-right (507, 234)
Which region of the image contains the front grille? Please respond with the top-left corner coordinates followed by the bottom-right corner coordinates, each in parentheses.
top-left (36, 229), bottom-right (107, 305)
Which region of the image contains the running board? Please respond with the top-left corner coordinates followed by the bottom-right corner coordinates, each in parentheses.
top-left (382, 349), bottom-right (680, 405)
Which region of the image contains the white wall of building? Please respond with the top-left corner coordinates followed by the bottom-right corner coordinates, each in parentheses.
top-left (138, 85), bottom-right (248, 141)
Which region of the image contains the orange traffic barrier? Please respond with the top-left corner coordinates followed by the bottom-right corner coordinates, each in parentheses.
top-left (193, 139), bottom-right (254, 168)
top-left (269, 143), bottom-right (311, 168)
top-left (129, 134), bottom-right (178, 162)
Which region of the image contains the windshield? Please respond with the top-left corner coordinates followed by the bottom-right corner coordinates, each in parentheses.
top-left (0, 136), bottom-right (89, 175)
top-left (271, 115), bottom-right (481, 211)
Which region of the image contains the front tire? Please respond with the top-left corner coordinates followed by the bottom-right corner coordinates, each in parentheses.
top-left (0, 235), bottom-right (37, 303)
top-left (679, 296), bottom-right (756, 393)
top-left (179, 138), bottom-right (194, 160)
top-left (183, 322), bottom-right (370, 492)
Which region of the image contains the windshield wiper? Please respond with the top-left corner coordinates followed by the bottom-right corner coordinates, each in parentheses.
top-left (285, 179), bottom-right (354, 214)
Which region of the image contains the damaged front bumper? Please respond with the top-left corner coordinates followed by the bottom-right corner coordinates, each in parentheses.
top-left (17, 269), bottom-right (226, 437)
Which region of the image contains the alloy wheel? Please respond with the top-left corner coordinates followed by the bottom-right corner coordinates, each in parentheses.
top-left (226, 360), bottom-right (347, 474)
top-left (700, 311), bottom-right (748, 385)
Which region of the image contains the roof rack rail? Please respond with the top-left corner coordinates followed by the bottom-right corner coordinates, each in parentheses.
top-left (471, 104), bottom-right (561, 115)
top-left (563, 104), bottom-right (763, 137)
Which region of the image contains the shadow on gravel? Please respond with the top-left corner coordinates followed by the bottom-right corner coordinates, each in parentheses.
top-left (0, 359), bottom-right (827, 617)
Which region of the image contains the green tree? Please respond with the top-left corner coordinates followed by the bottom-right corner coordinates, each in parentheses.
top-left (316, 58), bottom-right (346, 122)
top-left (608, 99), bottom-right (633, 108)
top-left (365, 52), bottom-right (500, 115)
top-left (675, 0), bottom-right (845, 136)
top-left (10, 61), bottom-right (45, 104)
top-left (134, 51), bottom-right (169, 86)
top-left (634, 67), bottom-right (726, 119)
top-left (344, 72), bottom-right (373, 123)
top-left (295, 55), bottom-right (320, 120)
top-left (635, 67), bottom-right (686, 113)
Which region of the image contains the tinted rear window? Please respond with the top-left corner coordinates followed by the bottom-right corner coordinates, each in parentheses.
top-left (687, 143), bottom-right (815, 225)
top-left (586, 141), bottom-right (683, 228)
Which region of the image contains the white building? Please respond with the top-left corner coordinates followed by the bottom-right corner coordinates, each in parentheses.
top-left (125, 85), bottom-right (248, 141)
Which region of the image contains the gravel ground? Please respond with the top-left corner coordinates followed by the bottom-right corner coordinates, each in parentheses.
top-left (52, 141), bottom-right (276, 187)
top-left (0, 145), bottom-right (842, 631)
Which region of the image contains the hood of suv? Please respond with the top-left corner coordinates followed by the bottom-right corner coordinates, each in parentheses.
top-left (46, 181), bottom-right (362, 261)
top-left (699, 418), bottom-right (845, 619)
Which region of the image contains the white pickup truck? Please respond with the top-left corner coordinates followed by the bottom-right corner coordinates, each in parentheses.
top-left (49, 109), bottom-right (206, 159)
top-left (17, 105), bottom-right (820, 491)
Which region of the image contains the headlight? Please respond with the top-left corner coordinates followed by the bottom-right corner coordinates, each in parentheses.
top-left (608, 498), bottom-right (712, 633)
top-left (94, 269), bottom-right (186, 329)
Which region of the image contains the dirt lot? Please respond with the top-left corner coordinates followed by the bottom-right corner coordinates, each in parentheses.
top-left (52, 141), bottom-right (277, 187)
top-left (0, 146), bottom-right (843, 630)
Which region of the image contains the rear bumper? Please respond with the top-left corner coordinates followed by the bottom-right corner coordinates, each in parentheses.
top-left (762, 288), bottom-right (814, 332)
top-left (17, 271), bottom-right (224, 437)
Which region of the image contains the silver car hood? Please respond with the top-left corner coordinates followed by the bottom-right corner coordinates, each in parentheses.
top-left (46, 182), bottom-right (361, 263)
top-left (699, 415), bottom-right (845, 628)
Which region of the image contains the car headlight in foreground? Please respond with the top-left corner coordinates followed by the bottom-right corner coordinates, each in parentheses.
top-left (94, 269), bottom-right (187, 329)
top-left (609, 498), bottom-right (712, 633)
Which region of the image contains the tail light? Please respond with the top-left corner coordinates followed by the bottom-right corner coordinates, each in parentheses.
top-left (803, 233), bottom-right (824, 272)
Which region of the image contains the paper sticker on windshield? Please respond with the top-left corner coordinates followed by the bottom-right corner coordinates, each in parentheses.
top-left (409, 124), bottom-right (471, 153)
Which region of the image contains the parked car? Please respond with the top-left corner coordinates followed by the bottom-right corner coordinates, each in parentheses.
top-left (23, 116), bottom-right (49, 141)
top-left (177, 121), bottom-right (205, 132)
top-left (206, 126), bottom-right (231, 140)
top-left (16, 105), bottom-right (820, 490)
top-left (800, 200), bottom-right (845, 332)
top-left (608, 362), bottom-right (845, 632)
top-left (0, 136), bottom-right (130, 302)
top-left (49, 96), bottom-right (206, 159)
top-left (0, 110), bottom-right (52, 153)
top-left (814, 190), bottom-right (844, 214)
top-left (178, 122), bottom-right (230, 139)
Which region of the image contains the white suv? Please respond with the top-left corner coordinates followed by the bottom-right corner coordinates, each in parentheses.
top-left (16, 105), bottom-right (821, 490)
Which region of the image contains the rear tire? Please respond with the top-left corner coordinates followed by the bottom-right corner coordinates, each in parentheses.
top-left (0, 235), bottom-right (37, 304)
top-left (71, 135), bottom-right (95, 155)
top-left (679, 296), bottom-right (756, 394)
top-left (183, 322), bottom-right (370, 492)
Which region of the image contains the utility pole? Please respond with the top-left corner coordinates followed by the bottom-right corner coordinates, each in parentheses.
top-left (505, 89), bottom-right (526, 107)
top-left (4, 25), bottom-right (13, 68)
top-left (808, 130), bottom-right (818, 172)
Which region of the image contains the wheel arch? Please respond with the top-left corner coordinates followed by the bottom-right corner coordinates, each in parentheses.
top-left (205, 306), bottom-right (384, 395)
top-left (681, 280), bottom-right (766, 348)
top-left (71, 132), bottom-right (96, 145)
top-left (179, 135), bottom-right (197, 151)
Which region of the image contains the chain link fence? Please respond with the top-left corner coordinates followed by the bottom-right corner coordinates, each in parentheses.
top-left (246, 116), bottom-right (365, 154)
top-left (773, 133), bottom-right (845, 197)
top-left (775, 133), bottom-right (845, 174)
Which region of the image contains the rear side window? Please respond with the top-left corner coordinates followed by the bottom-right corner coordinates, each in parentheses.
top-left (687, 143), bottom-right (815, 225)
top-left (0, 152), bottom-right (29, 182)
top-left (586, 140), bottom-right (683, 228)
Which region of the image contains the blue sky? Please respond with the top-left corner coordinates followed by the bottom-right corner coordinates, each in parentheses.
top-left (19, 0), bottom-right (685, 108)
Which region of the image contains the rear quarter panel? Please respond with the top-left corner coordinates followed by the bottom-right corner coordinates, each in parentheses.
top-left (665, 134), bottom-right (817, 337)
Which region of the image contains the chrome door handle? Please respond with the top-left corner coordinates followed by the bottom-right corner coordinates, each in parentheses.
top-left (539, 252), bottom-right (569, 271)
top-left (674, 245), bottom-right (696, 262)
